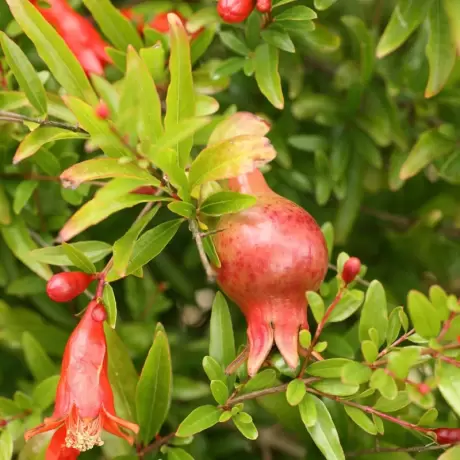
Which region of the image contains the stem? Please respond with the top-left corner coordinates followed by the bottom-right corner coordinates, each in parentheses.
top-left (439, 312), bottom-right (457, 342)
top-left (328, 263), bottom-right (370, 287)
top-left (137, 431), bottom-right (176, 457)
top-left (190, 219), bottom-right (216, 283)
top-left (347, 443), bottom-right (449, 457)
top-left (225, 346), bottom-right (249, 375)
top-left (377, 328), bottom-right (416, 359)
top-left (0, 110), bottom-right (86, 133)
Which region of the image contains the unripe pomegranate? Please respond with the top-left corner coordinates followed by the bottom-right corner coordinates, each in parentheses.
top-left (213, 169), bottom-right (328, 375)
top-left (256, 0), bottom-right (272, 13)
top-left (434, 428), bottom-right (460, 445)
top-left (217, 0), bottom-right (255, 23)
top-left (342, 257), bottom-right (361, 284)
top-left (46, 272), bottom-right (95, 302)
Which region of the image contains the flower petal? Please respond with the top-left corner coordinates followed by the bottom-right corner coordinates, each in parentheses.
top-left (102, 409), bottom-right (139, 445)
top-left (24, 417), bottom-right (65, 441)
top-left (46, 426), bottom-right (80, 460)
top-left (247, 314), bottom-right (274, 377)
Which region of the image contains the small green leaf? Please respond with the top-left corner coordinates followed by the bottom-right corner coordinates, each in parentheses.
top-left (370, 369), bottom-right (398, 400)
top-left (274, 6), bottom-right (317, 22)
top-left (212, 57), bottom-right (246, 80)
top-left (299, 392), bottom-right (317, 428)
top-left (306, 291), bottom-right (325, 323)
top-left (254, 44), bottom-right (284, 109)
top-left (261, 26), bottom-right (295, 53)
top-left (136, 329), bottom-right (172, 443)
top-left (286, 379), bottom-right (306, 406)
top-left (359, 280), bottom-right (388, 347)
top-left (176, 405), bottom-right (221, 437)
top-left (165, 13), bottom-right (195, 167)
top-left (22, 332), bottom-right (57, 382)
top-left (387, 348), bottom-right (420, 380)
top-left (407, 290), bottom-right (441, 339)
top-left (328, 290), bottom-right (364, 323)
top-left (307, 359), bottom-right (353, 378)
top-left (305, 394), bottom-right (345, 460)
top-left (103, 284), bottom-right (117, 329)
top-left (0, 32), bottom-right (47, 115)
top-left (219, 31), bottom-right (250, 56)
top-left (32, 374), bottom-right (59, 411)
top-left (30, 241), bottom-right (112, 266)
top-left (168, 448), bottom-right (195, 460)
top-left (373, 391), bottom-right (410, 412)
top-left (202, 356), bottom-right (226, 382)
top-left (13, 180), bottom-right (38, 215)
top-left (341, 362), bottom-right (372, 385)
top-left (240, 369), bottom-right (277, 394)
top-left (167, 202), bottom-right (195, 219)
top-left (200, 191), bottom-right (256, 216)
top-left (344, 406), bottom-right (377, 435)
top-left (210, 380), bottom-right (229, 405)
top-left (299, 329), bottom-right (311, 348)
top-left (62, 242), bottom-right (97, 273)
top-left (233, 414), bottom-right (258, 440)
top-left (312, 380), bottom-right (359, 397)
top-left (314, 0), bottom-right (337, 10)
top-left (14, 127), bottom-right (88, 164)
top-left (437, 361), bottom-right (460, 418)
top-left (361, 340), bottom-right (378, 363)
top-left (429, 285), bottom-right (450, 321)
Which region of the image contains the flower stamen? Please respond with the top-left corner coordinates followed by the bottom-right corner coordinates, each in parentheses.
top-left (65, 412), bottom-right (104, 452)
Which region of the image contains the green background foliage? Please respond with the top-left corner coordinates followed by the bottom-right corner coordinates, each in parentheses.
top-left (1, 0), bottom-right (460, 459)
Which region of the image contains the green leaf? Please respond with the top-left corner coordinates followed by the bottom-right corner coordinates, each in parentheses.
top-left (0, 185), bottom-right (11, 225)
top-left (305, 394), bottom-right (345, 460)
top-left (407, 290), bottom-right (441, 339)
top-left (191, 27), bottom-right (216, 65)
top-left (121, 219), bottom-right (183, 276)
top-left (254, 44), bottom-right (284, 109)
top-left (286, 379), bottom-right (306, 406)
top-left (61, 158), bottom-right (159, 188)
top-left (312, 380), bottom-right (359, 397)
top-left (359, 280), bottom-right (388, 347)
top-left (233, 414), bottom-right (258, 440)
top-left (328, 290), bottom-right (364, 323)
top-left (6, 0), bottom-right (97, 104)
top-left (210, 380), bottom-right (229, 405)
top-left (437, 361), bottom-right (460, 418)
top-left (165, 13), bottom-right (195, 167)
top-left (13, 127), bottom-right (88, 164)
top-left (219, 31), bottom-right (250, 56)
top-left (274, 6), bottom-right (317, 22)
top-left (1, 217), bottom-right (52, 280)
top-left (344, 406), bottom-right (377, 435)
top-left (444, 0), bottom-right (460, 54)
top-left (373, 391), bottom-right (410, 413)
top-left (200, 191), bottom-right (256, 216)
top-left (202, 356), bottom-right (226, 382)
top-left (262, 26), bottom-right (295, 53)
top-left (299, 392), bottom-right (317, 428)
top-left (104, 324), bottom-right (138, 422)
top-left (376, 0), bottom-right (434, 58)
top-left (341, 362), bottom-right (372, 385)
top-left (299, 329), bottom-right (312, 348)
top-left (167, 201), bottom-right (195, 218)
top-left (113, 206), bottom-right (159, 276)
top-left (307, 359), bottom-right (353, 378)
top-left (440, 446), bottom-right (460, 460)
top-left (0, 430), bottom-right (13, 460)
top-left (30, 241), bottom-right (112, 266)
top-left (176, 405), bottom-right (221, 437)
top-left (370, 369), bottom-right (398, 400)
top-left (62, 242), bottom-right (97, 273)
top-left (212, 57), bottom-right (245, 80)
top-left (64, 96), bottom-right (134, 158)
top-left (307, 291), bottom-right (325, 323)
top-left (136, 329), bottom-right (172, 443)
top-left (32, 374), bottom-right (59, 411)
top-left (103, 284), bottom-right (117, 329)
top-left (240, 369), bottom-right (277, 394)
top-left (82, 0), bottom-right (142, 51)
top-left (209, 292), bottom-right (235, 375)
top-left (361, 340), bottom-right (378, 362)
top-left (0, 32), bottom-right (47, 115)
top-left (314, 0), bottom-right (337, 10)
top-left (13, 180), bottom-right (38, 215)
top-left (22, 332), bottom-right (56, 381)
top-left (168, 448), bottom-right (195, 460)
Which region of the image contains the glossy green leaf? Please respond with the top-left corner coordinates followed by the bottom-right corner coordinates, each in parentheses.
top-left (341, 362), bottom-right (372, 385)
top-left (210, 380), bottom-right (229, 405)
top-left (312, 380), bottom-right (359, 397)
top-left (376, 0), bottom-right (434, 58)
top-left (328, 290), bottom-right (364, 323)
top-left (306, 291), bottom-right (325, 323)
top-left (13, 180), bottom-right (38, 215)
top-left (359, 280), bottom-right (388, 347)
top-left (307, 359), bottom-right (353, 379)
top-left (62, 242), bottom-right (97, 273)
top-left (344, 406), bottom-right (377, 435)
top-left (167, 201), bottom-right (195, 218)
top-left (200, 191), bottom-right (256, 216)
top-left (254, 44), bottom-right (284, 109)
top-left (13, 127), bottom-right (88, 164)
top-left (286, 379), bottom-right (306, 406)
top-left (82, 0), bottom-right (142, 51)
top-left (262, 26), bottom-right (295, 53)
top-left (165, 13), bottom-right (195, 167)
top-left (274, 6), bottom-right (317, 22)
top-left (176, 405), bottom-right (221, 437)
top-left (168, 448), bottom-right (195, 460)
top-left (202, 356), bottom-right (226, 382)
top-left (0, 32), bottom-right (47, 115)
top-left (373, 391), bottom-right (410, 413)
top-left (103, 284), bottom-right (117, 329)
top-left (370, 369), bottom-right (398, 400)
top-left (361, 340), bottom-right (378, 363)
top-left (305, 394), bottom-right (345, 460)
top-left (30, 241), bottom-right (112, 266)
top-left (1, 217), bottom-right (52, 280)
top-left (299, 392), bottom-right (317, 428)
top-left (6, 0), bottom-right (97, 104)
top-left (189, 136), bottom-right (276, 190)
top-left (22, 332), bottom-right (57, 381)
top-left (407, 290), bottom-right (441, 338)
top-left (314, 0), bottom-right (337, 10)
top-left (240, 369), bottom-right (277, 394)
top-left (233, 414), bottom-right (258, 440)
top-left (219, 31), bottom-right (250, 56)
top-left (136, 329), bottom-right (172, 443)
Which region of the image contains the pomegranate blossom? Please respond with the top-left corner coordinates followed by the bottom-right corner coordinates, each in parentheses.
top-left (214, 169), bottom-right (328, 376)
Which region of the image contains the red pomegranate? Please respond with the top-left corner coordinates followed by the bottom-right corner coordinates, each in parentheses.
top-left (213, 169), bottom-right (328, 375)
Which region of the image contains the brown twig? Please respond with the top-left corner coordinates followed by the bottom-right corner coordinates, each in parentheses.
top-left (190, 219), bottom-right (216, 283)
top-left (137, 431), bottom-right (177, 457)
top-left (377, 328), bottom-right (416, 359)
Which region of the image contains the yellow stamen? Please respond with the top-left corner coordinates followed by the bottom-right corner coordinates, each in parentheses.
top-left (65, 415), bottom-right (104, 452)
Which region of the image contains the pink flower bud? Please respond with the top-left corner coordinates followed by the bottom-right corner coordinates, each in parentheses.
top-left (342, 257), bottom-right (361, 284)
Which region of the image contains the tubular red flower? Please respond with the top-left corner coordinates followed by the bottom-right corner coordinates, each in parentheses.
top-left (30, 0), bottom-right (112, 75)
top-left (24, 300), bottom-right (139, 459)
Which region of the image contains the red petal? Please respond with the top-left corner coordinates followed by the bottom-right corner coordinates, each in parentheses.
top-left (246, 308), bottom-right (274, 376)
top-left (102, 409), bottom-right (139, 445)
top-left (46, 426), bottom-right (80, 460)
top-left (24, 417), bottom-right (65, 441)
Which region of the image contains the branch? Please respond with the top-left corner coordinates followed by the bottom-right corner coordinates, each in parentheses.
top-left (0, 110), bottom-right (87, 133)
top-left (347, 442), bottom-right (450, 457)
top-left (190, 219), bottom-right (216, 283)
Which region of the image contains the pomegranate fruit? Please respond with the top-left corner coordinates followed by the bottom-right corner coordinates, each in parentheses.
top-left (47, 272), bottom-right (96, 302)
top-left (213, 169), bottom-right (328, 375)
top-left (217, 0), bottom-right (255, 24)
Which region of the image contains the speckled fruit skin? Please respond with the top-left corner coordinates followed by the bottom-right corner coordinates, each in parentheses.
top-left (46, 272), bottom-right (95, 303)
top-left (213, 169), bottom-right (328, 375)
top-left (217, 0), bottom-right (255, 23)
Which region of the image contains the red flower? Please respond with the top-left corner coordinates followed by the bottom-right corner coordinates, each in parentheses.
top-left (149, 11), bottom-right (202, 39)
top-left (24, 300), bottom-right (139, 459)
top-left (31, 0), bottom-right (112, 75)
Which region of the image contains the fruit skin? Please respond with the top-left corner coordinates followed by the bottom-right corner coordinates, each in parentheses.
top-left (213, 169), bottom-right (328, 375)
top-left (434, 428), bottom-right (460, 444)
top-left (217, 0), bottom-right (255, 23)
top-left (256, 0), bottom-right (272, 13)
top-left (47, 272), bottom-right (96, 303)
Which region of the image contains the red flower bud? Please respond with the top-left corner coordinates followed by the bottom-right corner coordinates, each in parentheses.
top-left (417, 383), bottom-right (431, 395)
top-left (256, 0), bottom-right (272, 13)
top-left (47, 272), bottom-right (95, 303)
top-left (435, 428), bottom-right (460, 445)
top-left (95, 101), bottom-right (110, 119)
top-left (24, 300), bottom-right (139, 457)
top-left (342, 257), bottom-right (361, 284)
top-left (217, 0), bottom-right (256, 23)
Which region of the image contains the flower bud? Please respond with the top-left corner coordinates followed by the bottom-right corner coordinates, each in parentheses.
top-left (256, 0), bottom-right (272, 13)
top-left (217, 0), bottom-right (255, 23)
top-left (417, 383), bottom-right (431, 395)
top-left (434, 428), bottom-right (460, 445)
top-left (342, 257), bottom-right (361, 284)
top-left (46, 272), bottom-right (95, 302)
top-left (95, 101), bottom-right (110, 119)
